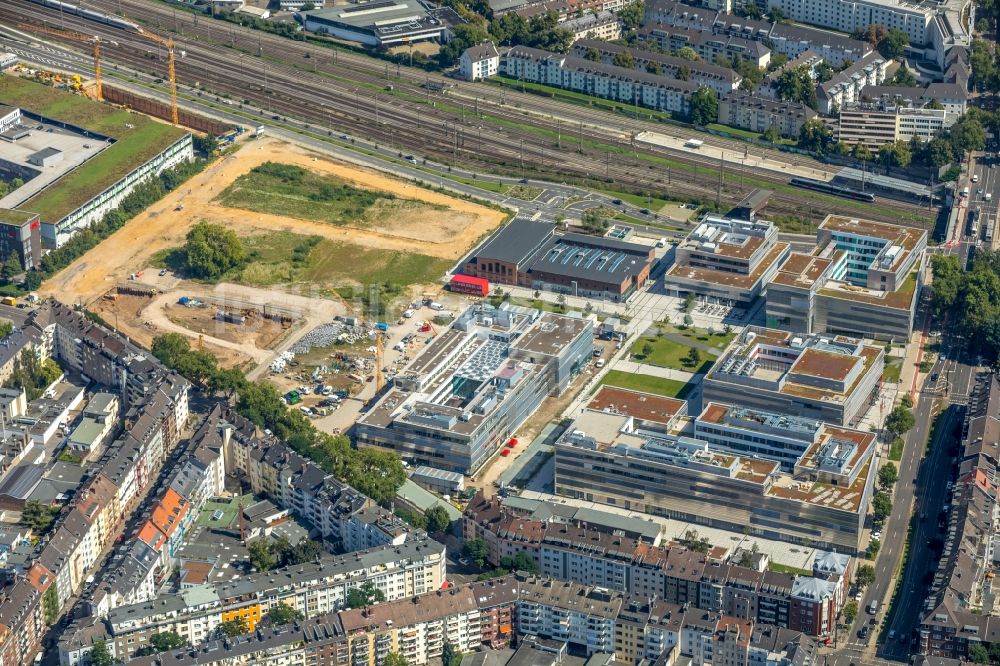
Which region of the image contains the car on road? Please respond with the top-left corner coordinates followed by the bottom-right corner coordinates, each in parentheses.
top-left (458, 558), bottom-right (470, 566)
top-left (858, 626), bottom-right (869, 639)
top-left (930, 372), bottom-right (939, 382)
top-left (612, 199), bottom-right (623, 205)
top-left (159, 269), bottom-right (168, 276)
top-left (640, 208), bottom-right (650, 215)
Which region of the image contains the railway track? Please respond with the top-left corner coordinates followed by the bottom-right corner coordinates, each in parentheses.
top-left (3, 0), bottom-right (936, 226)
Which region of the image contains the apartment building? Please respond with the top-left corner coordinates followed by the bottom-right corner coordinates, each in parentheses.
top-left (703, 327), bottom-right (884, 427)
top-left (918, 374), bottom-right (1000, 659)
top-left (58, 538), bottom-right (446, 663)
top-left (817, 53), bottom-right (888, 114)
top-left (766, 215), bottom-right (926, 341)
top-left (459, 41), bottom-right (501, 81)
top-left (356, 305), bottom-right (593, 474)
top-left (502, 46), bottom-right (700, 116)
top-left (571, 40), bottom-right (742, 95)
top-left (636, 26), bottom-right (771, 68)
top-left (860, 82), bottom-right (968, 117)
top-left (464, 492), bottom-right (853, 635)
top-left (717, 93), bottom-right (817, 138)
top-left (664, 216), bottom-right (790, 306)
top-left (562, 11), bottom-right (622, 43)
top-left (0, 302), bottom-right (190, 666)
top-left (644, 0), bottom-right (872, 67)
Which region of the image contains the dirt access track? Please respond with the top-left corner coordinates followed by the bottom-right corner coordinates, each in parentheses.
top-left (40, 137), bottom-right (506, 306)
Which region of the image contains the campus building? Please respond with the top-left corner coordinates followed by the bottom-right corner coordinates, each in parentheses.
top-left (766, 215), bottom-right (926, 341)
top-left (461, 218), bottom-right (656, 302)
top-left (663, 216), bottom-right (789, 306)
top-left (355, 304), bottom-right (593, 474)
top-left (702, 327), bottom-right (884, 427)
top-left (552, 386), bottom-right (877, 552)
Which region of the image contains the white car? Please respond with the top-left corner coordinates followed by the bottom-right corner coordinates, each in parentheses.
top-left (872, 531), bottom-right (881, 540)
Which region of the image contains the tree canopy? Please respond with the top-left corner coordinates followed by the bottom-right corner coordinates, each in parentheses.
top-left (345, 581), bottom-right (386, 609)
top-left (267, 604), bottom-right (305, 626)
top-left (775, 65), bottom-right (818, 109)
top-left (688, 87), bottom-right (718, 125)
top-left (930, 251), bottom-right (1000, 364)
top-left (182, 222), bottom-right (248, 280)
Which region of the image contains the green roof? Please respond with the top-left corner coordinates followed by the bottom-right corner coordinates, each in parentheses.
top-left (0, 76), bottom-right (187, 223)
top-left (0, 208), bottom-right (38, 226)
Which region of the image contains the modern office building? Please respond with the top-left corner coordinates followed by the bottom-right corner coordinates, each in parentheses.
top-left (703, 327), bottom-right (884, 427)
top-left (0, 209), bottom-right (41, 270)
top-left (663, 216), bottom-right (789, 306)
top-left (838, 105), bottom-right (950, 150)
top-left (766, 215), bottom-right (926, 341)
top-left (355, 304), bottom-right (593, 474)
top-left (553, 387), bottom-right (877, 552)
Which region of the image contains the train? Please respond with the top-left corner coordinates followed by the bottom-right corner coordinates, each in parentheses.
top-left (27, 0), bottom-right (143, 32)
top-left (789, 176), bottom-right (877, 203)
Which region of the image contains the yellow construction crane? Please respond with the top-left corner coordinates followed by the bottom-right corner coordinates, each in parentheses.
top-left (21, 24), bottom-right (104, 101)
top-left (375, 331), bottom-right (385, 392)
top-left (136, 30), bottom-right (179, 126)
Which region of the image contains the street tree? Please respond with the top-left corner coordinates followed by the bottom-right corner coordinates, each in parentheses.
top-left (873, 491), bottom-right (893, 523)
top-left (425, 505), bottom-right (452, 533)
top-left (843, 601), bottom-right (859, 625)
top-left (90, 640), bottom-right (114, 666)
top-left (856, 564), bottom-right (876, 588)
top-left (878, 462), bottom-right (899, 490)
top-left (885, 405), bottom-right (915, 436)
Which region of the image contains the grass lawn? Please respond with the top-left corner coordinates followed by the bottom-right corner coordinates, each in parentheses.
top-left (658, 323), bottom-right (736, 352)
top-left (599, 370), bottom-right (693, 399)
top-left (599, 189), bottom-right (676, 210)
top-left (883, 358), bottom-right (903, 383)
top-left (768, 562), bottom-right (813, 577)
top-left (630, 336), bottom-right (716, 373)
top-left (215, 163), bottom-right (433, 227)
top-left (889, 437), bottom-right (904, 462)
top-left (0, 77), bottom-right (187, 222)
top-left (769, 214), bottom-right (816, 235)
top-left (509, 296), bottom-right (574, 314)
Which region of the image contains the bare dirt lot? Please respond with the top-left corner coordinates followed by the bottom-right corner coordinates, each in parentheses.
top-left (40, 137), bottom-right (507, 307)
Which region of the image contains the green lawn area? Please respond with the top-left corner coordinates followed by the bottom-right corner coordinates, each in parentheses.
top-left (705, 123), bottom-right (796, 146)
top-left (630, 336), bottom-right (716, 373)
top-left (658, 323), bottom-right (736, 352)
top-left (0, 77), bottom-right (187, 222)
top-left (509, 296), bottom-right (574, 314)
top-left (768, 562), bottom-right (813, 577)
top-left (599, 189), bottom-right (676, 210)
top-left (215, 162), bottom-right (442, 227)
top-left (883, 358), bottom-right (903, 383)
top-left (889, 437), bottom-right (904, 462)
top-left (598, 370), bottom-right (693, 399)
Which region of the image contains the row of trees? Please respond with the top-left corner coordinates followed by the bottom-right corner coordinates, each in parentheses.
top-left (150, 333), bottom-right (406, 503)
top-left (930, 251), bottom-right (1000, 364)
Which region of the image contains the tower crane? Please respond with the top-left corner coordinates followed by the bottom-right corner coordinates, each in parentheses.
top-left (375, 330), bottom-right (385, 392)
top-left (136, 30), bottom-right (179, 126)
top-left (20, 25), bottom-right (106, 101)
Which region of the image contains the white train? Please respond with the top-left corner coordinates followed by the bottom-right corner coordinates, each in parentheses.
top-left (27, 0), bottom-right (143, 32)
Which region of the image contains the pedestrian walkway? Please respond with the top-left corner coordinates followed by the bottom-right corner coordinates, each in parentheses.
top-left (613, 360), bottom-right (695, 382)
